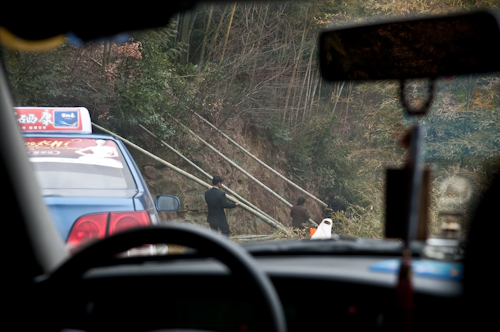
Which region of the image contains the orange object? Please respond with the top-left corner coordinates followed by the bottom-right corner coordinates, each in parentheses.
top-left (310, 228), bottom-right (317, 237)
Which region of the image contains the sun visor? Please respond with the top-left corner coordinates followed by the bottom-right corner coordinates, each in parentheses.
top-left (14, 107), bottom-right (92, 134)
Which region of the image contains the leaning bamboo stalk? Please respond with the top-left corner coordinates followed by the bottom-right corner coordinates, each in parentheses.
top-left (231, 234), bottom-right (282, 243)
top-left (191, 111), bottom-right (328, 208)
top-left (171, 117), bottom-right (318, 226)
top-left (138, 124), bottom-right (278, 223)
top-left (92, 123), bottom-right (291, 234)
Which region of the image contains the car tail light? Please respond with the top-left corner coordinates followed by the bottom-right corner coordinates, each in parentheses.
top-left (66, 211), bottom-right (152, 253)
top-left (66, 212), bottom-right (108, 249)
top-left (108, 211), bottom-right (151, 236)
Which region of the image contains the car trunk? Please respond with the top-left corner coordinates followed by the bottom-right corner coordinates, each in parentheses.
top-left (43, 189), bottom-right (138, 241)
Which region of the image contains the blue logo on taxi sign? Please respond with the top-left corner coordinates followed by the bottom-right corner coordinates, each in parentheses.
top-left (54, 110), bottom-right (79, 128)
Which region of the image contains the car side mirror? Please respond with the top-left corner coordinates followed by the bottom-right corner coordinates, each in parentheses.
top-left (155, 195), bottom-right (181, 212)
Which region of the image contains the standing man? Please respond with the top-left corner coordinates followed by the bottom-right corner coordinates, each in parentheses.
top-left (290, 197), bottom-right (310, 230)
top-left (205, 176), bottom-right (240, 236)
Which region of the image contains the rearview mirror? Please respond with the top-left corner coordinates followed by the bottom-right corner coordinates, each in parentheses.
top-left (320, 11), bottom-right (500, 81)
top-left (155, 195), bottom-right (181, 212)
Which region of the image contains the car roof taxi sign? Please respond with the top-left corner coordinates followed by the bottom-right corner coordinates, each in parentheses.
top-left (14, 107), bottom-right (92, 134)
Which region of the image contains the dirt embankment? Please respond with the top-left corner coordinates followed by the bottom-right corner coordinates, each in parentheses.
top-left (128, 114), bottom-right (325, 235)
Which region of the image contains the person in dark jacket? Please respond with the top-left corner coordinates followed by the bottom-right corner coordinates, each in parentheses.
top-left (204, 176), bottom-right (240, 236)
top-left (290, 197), bottom-right (310, 230)
top-left (328, 194), bottom-right (346, 212)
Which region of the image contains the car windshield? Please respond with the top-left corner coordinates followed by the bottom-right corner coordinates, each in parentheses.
top-left (25, 138), bottom-right (137, 192)
top-left (2, 0), bottom-right (499, 249)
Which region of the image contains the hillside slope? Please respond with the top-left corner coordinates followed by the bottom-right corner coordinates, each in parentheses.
top-left (126, 113), bottom-right (325, 236)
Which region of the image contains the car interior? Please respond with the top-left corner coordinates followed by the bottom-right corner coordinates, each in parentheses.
top-left (1, 1), bottom-right (498, 332)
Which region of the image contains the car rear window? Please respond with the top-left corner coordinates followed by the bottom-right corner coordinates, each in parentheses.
top-left (25, 138), bottom-right (136, 190)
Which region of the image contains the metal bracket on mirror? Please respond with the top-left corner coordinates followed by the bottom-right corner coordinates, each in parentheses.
top-left (399, 79), bottom-right (436, 116)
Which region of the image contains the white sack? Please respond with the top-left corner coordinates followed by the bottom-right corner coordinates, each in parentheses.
top-left (311, 218), bottom-right (333, 240)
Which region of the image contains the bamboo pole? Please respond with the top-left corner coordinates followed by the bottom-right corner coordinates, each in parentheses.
top-left (219, 2), bottom-right (237, 66)
top-left (138, 124), bottom-right (278, 223)
top-left (290, 65), bottom-right (301, 126)
top-left (182, 11), bottom-right (190, 45)
top-left (250, 2), bottom-right (269, 82)
top-left (191, 111), bottom-right (328, 208)
top-left (331, 81), bottom-right (345, 116)
top-left (91, 123), bottom-right (291, 234)
top-left (174, 13), bottom-right (180, 46)
top-left (186, 8), bottom-right (198, 63)
top-left (296, 46), bottom-right (314, 123)
top-left (180, 11), bottom-right (190, 64)
top-left (231, 234), bottom-right (282, 243)
top-left (308, 70), bottom-right (319, 114)
top-left (343, 81), bottom-right (354, 124)
top-left (317, 73), bottom-right (322, 111)
top-left (283, 6), bottom-right (309, 125)
top-left (209, 4), bottom-right (228, 61)
top-left (171, 117), bottom-right (318, 226)
top-left (302, 47), bottom-right (315, 119)
top-left (102, 41), bottom-right (108, 76)
top-left (199, 5), bottom-right (214, 67)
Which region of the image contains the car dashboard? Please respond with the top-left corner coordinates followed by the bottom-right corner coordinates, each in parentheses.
top-left (42, 242), bottom-right (463, 332)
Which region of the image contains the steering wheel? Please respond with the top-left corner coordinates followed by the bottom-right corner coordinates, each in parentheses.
top-left (49, 224), bottom-right (287, 332)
